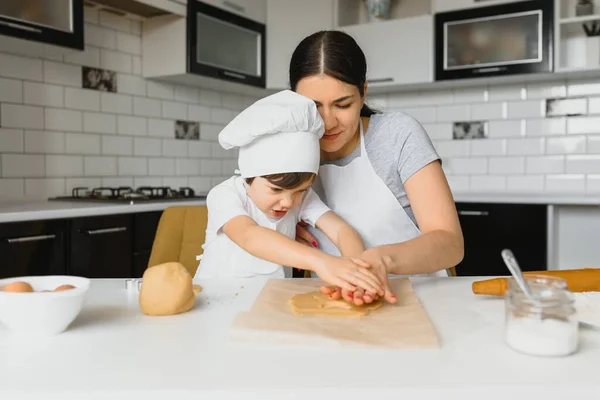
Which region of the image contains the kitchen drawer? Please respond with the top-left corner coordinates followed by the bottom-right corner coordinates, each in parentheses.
top-left (132, 211), bottom-right (163, 277)
top-left (0, 219), bottom-right (67, 279)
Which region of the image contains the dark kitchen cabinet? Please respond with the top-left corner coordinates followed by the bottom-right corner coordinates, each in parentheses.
top-left (0, 219), bottom-right (67, 279)
top-left (69, 214), bottom-right (134, 279)
top-left (454, 202), bottom-right (547, 276)
top-left (132, 211), bottom-right (163, 278)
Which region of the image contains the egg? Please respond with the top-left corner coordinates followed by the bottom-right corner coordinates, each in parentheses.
top-left (2, 281), bottom-right (34, 293)
top-left (54, 284), bottom-right (76, 292)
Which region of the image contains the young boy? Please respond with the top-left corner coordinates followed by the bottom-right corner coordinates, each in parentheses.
top-left (194, 90), bottom-right (384, 296)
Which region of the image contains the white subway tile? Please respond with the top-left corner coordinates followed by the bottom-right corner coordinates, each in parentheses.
top-left (507, 138), bottom-right (545, 155)
top-left (526, 118), bottom-right (566, 136)
top-left (85, 7), bottom-right (99, 23)
top-left (546, 136), bottom-right (587, 155)
top-left (25, 130), bottom-right (65, 154)
top-left (118, 116), bottom-right (147, 136)
top-left (148, 158), bottom-right (175, 176)
top-left (65, 133), bottom-right (101, 155)
top-left (43, 61), bottom-right (80, 86)
top-left (589, 97), bottom-right (600, 114)
top-left (0, 179), bottom-right (24, 199)
top-left (132, 56), bottom-right (142, 75)
top-left (0, 129), bottom-right (23, 153)
top-left (102, 177), bottom-right (134, 187)
top-left (445, 158), bottom-right (487, 175)
top-left (1, 104), bottom-right (43, 129)
top-left (566, 155), bottom-right (600, 173)
top-left (25, 178), bottom-right (65, 198)
top-left (101, 92), bottom-right (132, 114)
top-left (84, 156), bottom-right (117, 176)
top-left (201, 160), bottom-right (223, 175)
top-left (162, 177), bottom-right (188, 188)
top-left (117, 74), bottom-right (146, 96)
top-left (436, 105), bottom-right (469, 122)
top-left (188, 104), bottom-right (211, 122)
top-left (131, 20), bottom-right (141, 35)
top-left (133, 97), bottom-right (162, 117)
top-left (64, 46), bottom-right (100, 67)
top-left (83, 112), bottom-right (117, 134)
top-left (212, 142), bottom-right (230, 159)
top-left (199, 90), bottom-right (222, 107)
top-left (0, 53), bottom-right (42, 81)
top-left (396, 107), bottom-right (434, 123)
top-left (507, 100), bottom-right (545, 119)
top-left (453, 87), bottom-right (487, 104)
top-left (488, 120), bottom-right (524, 138)
top-left (471, 139), bottom-right (506, 156)
top-left (148, 119), bottom-right (174, 138)
top-left (65, 88), bottom-right (100, 111)
top-left (66, 178), bottom-right (102, 193)
top-left (221, 93), bottom-right (246, 110)
top-left (162, 139), bottom-right (188, 157)
top-left (188, 141), bottom-right (213, 158)
top-left (527, 82), bottom-right (567, 99)
top-left (587, 175), bottom-right (600, 194)
top-left (545, 174), bottom-right (585, 193)
top-left (446, 175), bottom-right (470, 193)
top-left (188, 177), bottom-right (213, 193)
top-left (507, 175), bottom-right (544, 192)
top-left (418, 90), bottom-right (454, 106)
top-left (2, 154), bottom-right (44, 178)
top-left (176, 159), bottom-right (202, 175)
top-left (526, 156), bottom-right (565, 174)
top-left (46, 155), bottom-right (84, 177)
top-left (567, 117), bottom-right (600, 135)
top-left (46, 109), bottom-right (82, 132)
top-left (387, 91), bottom-right (421, 108)
top-left (588, 136), bottom-right (600, 153)
top-left (567, 80), bottom-right (600, 96)
top-left (200, 123), bottom-right (222, 141)
top-left (488, 85), bottom-right (526, 101)
top-left (162, 101), bottom-right (188, 120)
top-left (99, 11), bottom-right (131, 32)
top-left (147, 81), bottom-right (174, 100)
top-left (102, 136), bottom-right (133, 156)
top-left (434, 140), bottom-right (470, 157)
top-left (210, 108), bottom-right (235, 125)
top-left (118, 157), bottom-right (147, 175)
top-left (100, 50), bottom-right (132, 74)
top-left (134, 177), bottom-right (162, 187)
top-left (422, 123), bottom-right (452, 140)
top-left (489, 157), bottom-right (525, 175)
top-left (134, 138), bottom-right (161, 156)
top-left (470, 175), bottom-right (507, 191)
top-left (84, 23), bottom-right (117, 49)
top-left (116, 32), bottom-right (142, 55)
top-left (0, 78), bottom-right (23, 103)
top-left (470, 103), bottom-right (506, 120)
top-left (23, 82), bottom-right (63, 107)
top-left (175, 86), bottom-right (199, 103)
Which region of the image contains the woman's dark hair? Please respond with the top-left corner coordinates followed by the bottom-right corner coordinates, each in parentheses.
top-left (289, 30), bottom-right (378, 117)
top-left (245, 172), bottom-right (315, 190)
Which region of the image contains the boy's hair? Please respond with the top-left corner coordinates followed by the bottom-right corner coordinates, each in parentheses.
top-left (245, 172), bottom-right (315, 189)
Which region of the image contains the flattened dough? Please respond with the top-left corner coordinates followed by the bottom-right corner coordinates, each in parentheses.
top-left (289, 290), bottom-right (383, 317)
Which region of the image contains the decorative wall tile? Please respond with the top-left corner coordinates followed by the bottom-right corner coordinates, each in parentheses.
top-left (545, 97), bottom-right (587, 117)
top-left (452, 121), bottom-right (487, 140)
top-left (175, 121), bottom-right (200, 140)
top-left (82, 66), bottom-right (117, 92)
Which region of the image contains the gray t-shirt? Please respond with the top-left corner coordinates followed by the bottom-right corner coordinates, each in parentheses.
top-left (320, 112), bottom-right (440, 226)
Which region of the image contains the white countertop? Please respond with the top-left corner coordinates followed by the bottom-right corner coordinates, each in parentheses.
top-left (1, 277), bottom-right (598, 399)
top-left (0, 199), bottom-right (207, 223)
top-left (453, 192), bottom-right (600, 205)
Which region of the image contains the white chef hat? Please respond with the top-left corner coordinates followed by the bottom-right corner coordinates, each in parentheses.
top-left (219, 90), bottom-right (324, 178)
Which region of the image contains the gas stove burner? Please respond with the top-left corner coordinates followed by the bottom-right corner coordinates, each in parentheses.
top-left (52, 186), bottom-right (206, 204)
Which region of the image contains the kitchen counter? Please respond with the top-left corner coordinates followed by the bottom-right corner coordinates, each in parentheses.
top-left (0, 199), bottom-right (207, 223)
top-left (453, 192), bottom-right (600, 205)
top-left (1, 277), bottom-right (598, 399)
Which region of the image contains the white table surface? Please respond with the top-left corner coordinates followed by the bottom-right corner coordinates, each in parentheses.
top-left (0, 277), bottom-right (599, 399)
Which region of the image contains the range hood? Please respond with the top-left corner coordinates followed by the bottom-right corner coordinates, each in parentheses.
top-left (85, 0), bottom-right (185, 18)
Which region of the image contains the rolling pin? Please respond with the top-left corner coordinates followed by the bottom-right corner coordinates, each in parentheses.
top-left (472, 268), bottom-right (600, 296)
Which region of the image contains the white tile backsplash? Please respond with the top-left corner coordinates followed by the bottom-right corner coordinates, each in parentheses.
top-left (1, 104), bottom-right (44, 129)
top-left (470, 103), bottom-right (506, 120)
top-left (148, 158), bottom-right (175, 176)
top-left (488, 85), bottom-right (525, 101)
top-left (100, 49), bottom-right (132, 74)
top-left (133, 97), bottom-right (162, 117)
top-left (446, 158), bottom-right (487, 175)
top-left (118, 115), bottom-right (146, 136)
top-left (436, 105), bottom-right (469, 122)
top-left (25, 178), bottom-right (65, 198)
top-left (43, 61), bottom-right (80, 87)
top-left (46, 108), bottom-right (82, 132)
top-left (64, 46), bottom-right (100, 68)
top-left (507, 138), bottom-right (545, 156)
top-left (100, 92), bottom-right (132, 115)
top-left (25, 130), bottom-right (65, 154)
top-left (566, 155), bottom-right (600, 173)
top-left (66, 133), bottom-right (101, 155)
top-left (434, 140), bottom-right (470, 157)
top-left (65, 88), bottom-right (101, 111)
top-left (117, 74), bottom-right (146, 96)
top-left (84, 112), bottom-right (117, 134)
top-left (545, 174), bottom-right (586, 193)
top-left (526, 118), bottom-right (567, 136)
top-left (118, 157), bottom-right (147, 175)
top-left (116, 32), bottom-right (142, 55)
top-left (0, 179), bottom-right (24, 199)
top-left (546, 136), bottom-right (587, 155)
top-left (162, 101), bottom-right (188, 120)
top-left (0, 53), bottom-right (43, 81)
top-left (46, 155), bottom-right (83, 177)
top-left (0, 78), bottom-right (24, 103)
top-left (567, 117), bottom-right (600, 135)
top-left (507, 175), bottom-right (544, 192)
top-left (588, 136), bottom-right (600, 153)
top-left (23, 82), bottom-right (63, 107)
top-left (506, 100), bottom-right (545, 119)
top-left (471, 139), bottom-right (507, 156)
top-left (147, 81), bottom-right (175, 100)
top-left (84, 156), bottom-right (117, 176)
top-left (567, 80), bottom-right (600, 96)
top-left (85, 24), bottom-right (117, 49)
top-left (134, 137), bottom-right (161, 156)
top-left (102, 136), bottom-right (133, 156)
top-left (587, 175), bottom-right (600, 193)
top-left (1, 154), bottom-right (44, 178)
top-left (527, 82), bottom-right (567, 99)
top-left (162, 140), bottom-right (188, 157)
top-left (488, 157), bottom-right (525, 175)
top-left (526, 156), bottom-right (565, 174)
top-left (0, 129), bottom-right (23, 153)
top-left (470, 175), bottom-right (506, 191)
top-left (488, 120), bottom-right (524, 138)
top-left (148, 118), bottom-right (174, 138)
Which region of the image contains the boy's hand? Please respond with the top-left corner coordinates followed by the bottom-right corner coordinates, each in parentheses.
top-left (313, 256), bottom-right (384, 296)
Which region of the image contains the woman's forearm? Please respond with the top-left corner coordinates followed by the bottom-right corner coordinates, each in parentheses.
top-left (370, 229), bottom-right (464, 275)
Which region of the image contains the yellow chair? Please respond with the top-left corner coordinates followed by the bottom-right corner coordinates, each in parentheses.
top-left (147, 205), bottom-right (208, 277)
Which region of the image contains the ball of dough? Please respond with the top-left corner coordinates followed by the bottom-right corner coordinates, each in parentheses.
top-left (139, 262), bottom-right (195, 316)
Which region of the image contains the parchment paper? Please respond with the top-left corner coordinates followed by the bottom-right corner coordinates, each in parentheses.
top-left (229, 278), bottom-right (440, 349)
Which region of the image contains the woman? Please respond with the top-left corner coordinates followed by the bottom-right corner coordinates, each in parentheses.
top-left (290, 31), bottom-right (464, 305)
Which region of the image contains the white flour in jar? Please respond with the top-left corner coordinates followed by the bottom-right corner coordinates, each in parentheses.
top-left (505, 317), bottom-right (578, 357)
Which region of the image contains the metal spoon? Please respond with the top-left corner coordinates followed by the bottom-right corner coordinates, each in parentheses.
top-left (501, 249), bottom-right (538, 304)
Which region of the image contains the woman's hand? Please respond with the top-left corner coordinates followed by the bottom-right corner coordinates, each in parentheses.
top-left (313, 256), bottom-right (385, 296)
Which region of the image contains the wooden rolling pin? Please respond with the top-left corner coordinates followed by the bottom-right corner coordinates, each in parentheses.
top-left (472, 268), bottom-right (600, 296)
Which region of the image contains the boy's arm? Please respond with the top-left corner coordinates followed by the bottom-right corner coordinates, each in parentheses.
top-left (314, 211), bottom-right (365, 258)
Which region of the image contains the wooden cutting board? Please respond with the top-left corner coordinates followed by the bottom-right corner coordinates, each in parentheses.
top-left (230, 278), bottom-right (440, 349)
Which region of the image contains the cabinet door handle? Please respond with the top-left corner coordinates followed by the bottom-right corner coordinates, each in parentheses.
top-left (6, 234), bottom-right (56, 243)
top-left (222, 0), bottom-right (245, 13)
top-left (0, 20), bottom-right (42, 33)
top-left (83, 227), bottom-right (127, 235)
top-left (458, 210), bottom-right (489, 216)
top-left (366, 77), bottom-right (394, 84)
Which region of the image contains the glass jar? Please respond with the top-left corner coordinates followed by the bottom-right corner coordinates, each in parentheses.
top-left (504, 275), bottom-right (579, 357)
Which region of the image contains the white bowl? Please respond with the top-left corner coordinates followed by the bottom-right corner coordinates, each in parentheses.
top-left (0, 275), bottom-right (91, 336)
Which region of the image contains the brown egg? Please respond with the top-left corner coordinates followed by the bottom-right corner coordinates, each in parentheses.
top-left (2, 281), bottom-right (34, 293)
top-left (54, 284), bottom-right (76, 292)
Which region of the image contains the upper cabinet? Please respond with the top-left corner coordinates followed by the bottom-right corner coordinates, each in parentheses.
top-left (432, 0), bottom-right (526, 13)
top-left (266, 0), bottom-right (335, 89)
